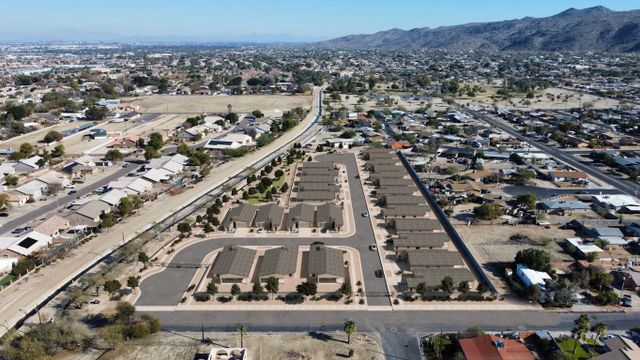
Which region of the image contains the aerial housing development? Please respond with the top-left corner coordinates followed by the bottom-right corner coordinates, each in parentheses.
top-left (2, 2), bottom-right (640, 360)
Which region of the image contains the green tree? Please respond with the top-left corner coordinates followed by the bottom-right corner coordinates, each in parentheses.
top-left (144, 146), bottom-right (160, 160)
top-left (52, 144), bottom-right (65, 157)
top-left (127, 276), bottom-right (139, 293)
top-left (344, 320), bottom-right (357, 344)
top-left (440, 276), bottom-right (454, 294)
top-left (177, 222), bottom-right (192, 237)
top-left (340, 283), bottom-right (352, 297)
top-left (592, 321), bottom-right (607, 345)
top-left (105, 149), bottom-right (124, 161)
top-left (515, 248), bottom-right (552, 273)
top-left (231, 284), bottom-right (241, 298)
top-left (19, 142), bottom-right (34, 157)
top-left (515, 193), bottom-right (537, 210)
top-left (177, 142), bottom-right (190, 156)
top-left (458, 281), bottom-right (470, 293)
top-left (4, 175), bottom-right (18, 186)
top-left (43, 130), bottom-right (63, 143)
top-left (225, 112), bottom-right (239, 124)
top-left (252, 110), bottom-right (264, 118)
top-left (81, 273), bottom-right (105, 296)
top-left (118, 197), bottom-right (134, 217)
top-left (67, 286), bottom-right (90, 309)
top-left (296, 281), bottom-right (317, 297)
top-left (416, 282), bottom-right (427, 296)
top-left (252, 282), bottom-right (264, 296)
top-left (473, 203), bottom-right (502, 221)
top-left (138, 252), bottom-right (150, 267)
top-left (116, 301), bottom-right (136, 325)
top-left (148, 132), bottom-right (164, 150)
top-left (103, 279), bottom-right (122, 296)
top-left (0, 193), bottom-right (11, 211)
top-left (206, 281), bottom-right (218, 296)
top-left (99, 324), bottom-right (124, 350)
top-left (99, 212), bottom-right (117, 229)
top-left (265, 277), bottom-right (279, 299)
top-left (571, 314), bottom-right (591, 357)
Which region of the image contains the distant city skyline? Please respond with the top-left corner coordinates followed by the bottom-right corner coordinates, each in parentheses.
top-left (2, 0), bottom-right (639, 43)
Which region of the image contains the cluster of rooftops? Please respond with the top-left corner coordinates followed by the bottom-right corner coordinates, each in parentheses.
top-left (363, 148), bottom-right (477, 291)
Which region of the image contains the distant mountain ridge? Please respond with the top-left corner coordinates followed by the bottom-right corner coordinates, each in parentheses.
top-left (317, 6), bottom-right (640, 52)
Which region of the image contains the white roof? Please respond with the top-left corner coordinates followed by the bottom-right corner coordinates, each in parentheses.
top-left (7, 231), bottom-right (52, 256)
top-left (592, 194), bottom-right (640, 208)
top-left (142, 168), bottom-right (172, 182)
top-left (597, 236), bottom-right (628, 246)
top-left (517, 263), bottom-right (551, 288)
top-left (0, 256), bottom-right (18, 273)
top-left (0, 163), bottom-right (16, 175)
top-left (161, 160), bottom-right (183, 174)
top-left (169, 154), bottom-right (189, 165)
top-left (566, 237), bottom-right (603, 254)
top-left (0, 236), bottom-right (18, 250)
top-left (127, 178), bottom-right (153, 194)
top-left (36, 170), bottom-right (69, 185)
top-left (220, 133), bottom-right (253, 144)
top-left (99, 189), bottom-right (129, 206)
top-left (16, 180), bottom-right (46, 195)
top-left (18, 156), bottom-right (43, 169)
top-left (74, 155), bottom-right (96, 167)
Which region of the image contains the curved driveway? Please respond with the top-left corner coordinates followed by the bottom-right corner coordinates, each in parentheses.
top-left (137, 152), bottom-right (390, 306)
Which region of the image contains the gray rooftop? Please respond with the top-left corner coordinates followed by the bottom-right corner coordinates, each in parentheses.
top-left (383, 205), bottom-right (430, 218)
top-left (407, 250), bottom-right (465, 268)
top-left (377, 186), bottom-right (419, 196)
top-left (294, 190), bottom-right (336, 201)
top-left (299, 183), bottom-right (339, 192)
top-left (377, 178), bottom-right (414, 187)
top-left (371, 164), bottom-right (404, 173)
top-left (384, 195), bottom-right (426, 206)
top-left (286, 203), bottom-right (316, 226)
top-left (395, 219), bottom-right (442, 232)
top-left (209, 246), bottom-right (257, 278)
top-left (75, 200), bottom-right (112, 220)
top-left (221, 203), bottom-right (258, 228)
top-left (302, 161), bottom-right (336, 169)
top-left (395, 232), bottom-right (449, 248)
top-left (308, 244), bottom-right (345, 278)
top-left (254, 203), bottom-right (284, 228)
top-left (405, 267), bottom-right (475, 288)
top-left (301, 168), bottom-right (339, 176)
top-left (316, 203), bottom-right (344, 227)
top-left (298, 174), bottom-right (336, 184)
top-left (259, 246), bottom-right (299, 278)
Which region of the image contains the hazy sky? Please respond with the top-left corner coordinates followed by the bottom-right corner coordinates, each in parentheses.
top-left (3, 0), bottom-right (639, 40)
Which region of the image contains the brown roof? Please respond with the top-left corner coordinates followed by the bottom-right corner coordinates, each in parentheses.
top-left (459, 335), bottom-right (534, 360)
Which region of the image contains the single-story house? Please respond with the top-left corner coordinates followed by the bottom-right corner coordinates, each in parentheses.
top-left (33, 215), bottom-right (71, 238)
top-left (316, 203), bottom-right (343, 232)
top-left (208, 245), bottom-right (257, 284)
top-left (307, 244), bottom-right (345, 284)
top-left (285, 203), bottom-right (316, 231)
top-left (74, 200), bottom-right (113, 223)
top-left (253, 204), bottom-right (284, 232)
top-left (258, 245), bottom-right (299, 283)
top-left (516, 263), bottom-right (551, 291)
top-left (7, 231), bottom-right (52, 257)
top-left (221, 204), bottom-right (258, 231)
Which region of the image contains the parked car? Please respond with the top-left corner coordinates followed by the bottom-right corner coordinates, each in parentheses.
top-left (369, 244), bottom-right (377, 251)
top-left (374, 269), bottom-right (383, 278)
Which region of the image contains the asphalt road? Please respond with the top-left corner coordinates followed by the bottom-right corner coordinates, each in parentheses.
top-left (1, 165), bottom-right (132, 233)
top-left (466, 109), bottom-right (640, 197)
top-left (136, 152), bottom-right (390, 307)
top-left (143, 309), bottom-right (640, 360)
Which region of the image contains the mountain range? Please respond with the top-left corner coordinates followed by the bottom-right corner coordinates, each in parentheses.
top-left (317, 6), bottom-right (640, 52)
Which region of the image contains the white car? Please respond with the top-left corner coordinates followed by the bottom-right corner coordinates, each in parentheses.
top-left (369, 244), bottom-right (377, 251)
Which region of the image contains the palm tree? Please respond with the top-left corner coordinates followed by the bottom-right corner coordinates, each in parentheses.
top-left (344, 320), bottom-right (357, 344)
top-left (571, 314), bottom-right (591, 359)
top-left (236, 324), bottom-right (247, 348)
top-left (592, 321), bottom-right (607, 345)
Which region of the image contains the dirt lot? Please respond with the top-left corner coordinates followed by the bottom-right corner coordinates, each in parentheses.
top-left (456, 224), bottom-right (576, 292)
top-left (456, 86), bottom-right (623, 110)
top-left (0, 121), bottom-right (81, 149)
top-left (125, 94), bottom-right (312, 115)
top-left (67, 331), bottom-right (383, 360)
